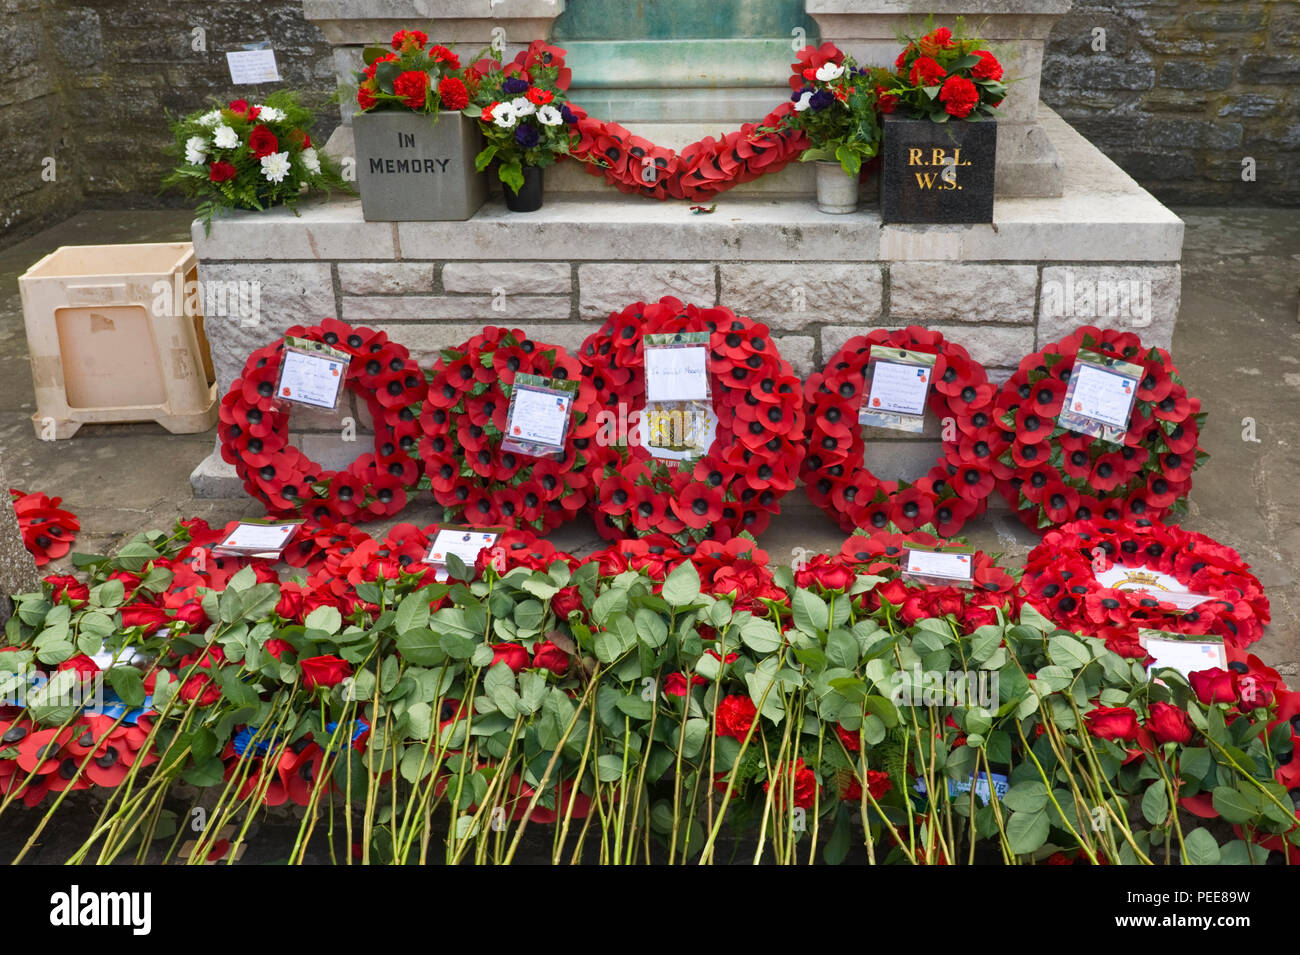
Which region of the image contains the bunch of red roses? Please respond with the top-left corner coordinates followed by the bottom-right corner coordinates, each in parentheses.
top-left (9, 489), bottom-right (79, 566)
top-left (418, 327), bottom-right (598, 533)
top-left (581, 299), bottom-right (806, 542)
top-left (988, 326), bottom-right (1206, 531)
top-left (219, 319), bottom-right (426, 523)
top-left (1022, 518), bottom-right (1269, 658)
top-left (355, 29), bottom-right (472, 114)
top-left (803, 327), bottom-right (999, 538)
top-left (876, 23), bottom-right (1006, 121)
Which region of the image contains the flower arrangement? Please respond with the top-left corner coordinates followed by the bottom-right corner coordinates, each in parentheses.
top-left (1, 514), bottom-right (1295, 867)
top-left (781, 43), bottom-right (885, 177)
top-left (466, 41), bottom-right (581, 196)
top-left (353, 29), bottom-right (474, 115)
top-left (877, 21), bottom-right (1007, 122)
top-left (162, 92), bottom-right (348, 230)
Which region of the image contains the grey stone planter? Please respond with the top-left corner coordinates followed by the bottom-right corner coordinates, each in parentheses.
top-left (353, 110), bottom-right (487, 221)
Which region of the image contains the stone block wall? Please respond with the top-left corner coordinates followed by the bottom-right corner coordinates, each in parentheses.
top-left (1040, 0), bottom-right (1300, 205)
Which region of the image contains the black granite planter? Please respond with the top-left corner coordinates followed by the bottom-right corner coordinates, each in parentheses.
top-left (880, 114), bottom-right (996, 224)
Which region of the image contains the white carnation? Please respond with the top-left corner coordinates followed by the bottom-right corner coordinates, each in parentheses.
top-left (260, 150), bottom-right (292, 183)
top-left (184, 136), bottom-right (208, 165)
top-left (815, 62), bottom-right (845, 81)
top-left (213, 125), bottom-right (239, 149)
top-left (536, 104), bottom-right (563, 126)
top-left (196, 109), bottom-right (223, 128)
top-left (300, 147), bottom-right (321, 175)
top-left (255, 105), bottom-right (285, 122)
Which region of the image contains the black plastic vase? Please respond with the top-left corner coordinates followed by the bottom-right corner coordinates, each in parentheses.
top-left (505, 166), bottom-right (544, 212)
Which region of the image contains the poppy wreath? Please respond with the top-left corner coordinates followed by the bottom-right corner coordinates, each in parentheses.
top-left (990, 326), bottom-right (1206, 531)
top-left (1022, 519), bottom-right (1270, 659)
top-left (802, 328), bottom-right (999, 537)
top-left (218, 319), bottom-right (427, 523)
top-left (580, 298), bottom-right (806, 543)
top-left (417, 327), bottom-right (598, 532)
top-left (8, 489), bottom-right (79, 566)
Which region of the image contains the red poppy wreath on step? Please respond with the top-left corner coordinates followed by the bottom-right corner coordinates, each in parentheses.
top-left (417, 327), bottom-right (599, 532)
top-left (218, 319), bottom-right (427, 523)
top-left (1021, 519), bottom-right (1269, 659)
top-left (801, 328), bottom-right (998, 537)
top-left (580, 298), bottom-right (805, 543)
top-left (989, 326), bottom-right (1207, 531)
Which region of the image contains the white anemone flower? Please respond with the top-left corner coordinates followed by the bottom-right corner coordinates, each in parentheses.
top-left (300, 147), bottom-right (321, 175)
top-left (815, 62), bottom-right (845, 82)
top-left (492, 102), bottom-right (519, 128)
top-left (536, 104), bottom-right (563, 126)
top-left (509, 96), bottom-right (536, 117)
top-left (793, 91), bottom-right (813, 112)
top-left (260, 150), bottom-right (292, 183)
top-left (212, 124), bottom-right (240, 149)
top-left (184, 136), bottom-right (208, 165)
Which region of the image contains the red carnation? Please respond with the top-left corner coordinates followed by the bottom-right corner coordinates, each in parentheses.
top-left (1085, 705), bottom-right (1139, 741)
top-left (437, 76), bottom-right (469, 111)
top-left (714, 695), bottom-right (757, 740)
top-left (391, 29), bottom-right (428, 52)
top-left (764, 758), bottom-right (819, 810)
top-left (1147, 702), bottom-right (1194, 745)
top-left (971, 50), bottom-right (1004, 82)
top-left (909, 55), bottom-right (947, 88)
top-left (299, 654), bottom-right (352, 691)
top-left (393, 70), bottom-right (431, 110)
top-left (209, 160), bottom-right (237, 182)
top-left (939, 75), bottom-right (980, 118)
top-left (248, 125), bottom-right (279, 159)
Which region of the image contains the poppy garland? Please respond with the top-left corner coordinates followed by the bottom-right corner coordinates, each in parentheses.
top-left (581, 299), bottom-right (806, 543)
top-left (990, 326), bottom-right (1207, 531)
top-left (417, 327), bottom-right (599, 533)
top-left (218, 320), bottom-right (427, 523)
top-left (802, 328), bottom-right (999, 537)
top-left (8, 489), bottom-right (79, 566)
top-left (1022, 519), bottom-right (1270, 659)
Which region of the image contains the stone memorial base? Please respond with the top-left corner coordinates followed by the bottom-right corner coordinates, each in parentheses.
top-left (190, 106), bottom-right (1183, 499)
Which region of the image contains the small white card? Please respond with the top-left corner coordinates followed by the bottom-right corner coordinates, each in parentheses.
top-left (645, 346), bottom-right (709, 403)
top-left (506, 386), bottom-right (572, 449)
top-left (213, 521), bottom-right (299, 558)
top-left (426, 529), bottom-right (498, 568)
top-left (1142, 632), bottom-right (1227, 681)
top-left (278, 349), bottom-right (344, 410)
top-left (1096, 567), bottom-right (1212, 612)
top-left (865, 360), bottom-right (931, 417)
top-left (1066, 363), bottom-right (1136, 431)
top-left (226, 48), bottom-right (281, 85)
top-left (902, 549), bottom-right (973, 583)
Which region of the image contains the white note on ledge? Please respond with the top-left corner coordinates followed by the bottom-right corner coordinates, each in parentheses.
top-left (227, 49), bottom-right (281, 85)
top-left (865, 360), bottom-right (931, 417)
top-left (645, 346), bottom-right (709, 403)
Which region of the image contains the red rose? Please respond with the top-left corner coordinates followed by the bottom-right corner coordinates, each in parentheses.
top-left (971, 50), bottom-right (1004, 81)
top-left (263, 639), bottom-right (294, 661)
top-left (491, 642), bottom-right (529, 673)
top-left (438, 76), bottom-right (469, 111)
top-left (228, 99), bottom-right (250, 116)
top-left (764, 758), bottom-right (819, 810)
top-left (170, 600), bottom-right (207, 629)
top-left (1189, 668), bottom-right (1237, 705)
top-left (1085, 705), bottom-right (1139, 741)
top-left (276, 587), bottom-right (305, 621)
top-left (532, 640), bottom-right (569, 675)
top-left (208, 161), bottom-right (237, 182)
top-left (300, 654), bottom-right (352, 691)
top-left (392, 70), bottom-right (431, 110)
top-left (1147, 702), bottom-right (1194, 745)
top-left (248, 125), bottom-right (279, 159)
top-left (121, 604), bottom-right (169, 634)
top-left (875, 578), bottom-right (910, 607)
top-left (835, 723), bottom-right (861, 752)
top-left (664, 672), bottom-right (707, 697)
top-left (909, 55), bottom-right (947, 88)
top-left (57, 654), bottom-right (100, 680)
top-left (45, 574), bottom-right (88, 604)
top-left (794, 555), bottom-right (855, 593)
top-left (551, 585), bottom-right (585, 621)
top-left (714, 695), bottom-right (757, 740)
top-left (180, 673), bottom-right (221, 707)
top-left (939, 75), bottom-right (980, 118)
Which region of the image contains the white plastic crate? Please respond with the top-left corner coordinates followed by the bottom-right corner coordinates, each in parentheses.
top-left (18, 242), bottom-right (217, 439)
